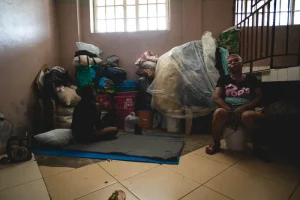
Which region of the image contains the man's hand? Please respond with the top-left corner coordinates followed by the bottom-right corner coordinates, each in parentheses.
top-left (233, 105), bottom-right (248, 119)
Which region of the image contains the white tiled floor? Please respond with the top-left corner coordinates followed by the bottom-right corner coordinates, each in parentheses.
top-left (0, 148), bottom-right (299, 200)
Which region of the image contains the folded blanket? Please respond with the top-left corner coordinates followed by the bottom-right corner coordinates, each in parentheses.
top-left (73, 55), bottom-right (102, 66)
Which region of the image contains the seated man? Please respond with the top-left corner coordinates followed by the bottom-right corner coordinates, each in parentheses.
top-left (72, 85), bottom-right (118, 143)
top-left (206, 54), bottom-right (262, 155)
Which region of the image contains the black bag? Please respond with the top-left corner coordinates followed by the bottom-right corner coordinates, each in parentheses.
top-left (0, 132), bottom-right (32, 164)
top-left (74, 50), bottom-right (98, 58)
top-left (106, 55), bottom-right (119, 67)
top-left (43, 67), bottom-right (74, 101)
top-left (96, 63), bottom-right (127, 85)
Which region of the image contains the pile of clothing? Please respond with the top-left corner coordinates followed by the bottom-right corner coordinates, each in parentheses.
top-left (73, 42), bottom-right (127, 93)
top-left (135, 51), bottom-right (158, 81)
top-left (34, 65), bottom-right (80, 132)
top-left (134, 51), bottom-right (159, 109)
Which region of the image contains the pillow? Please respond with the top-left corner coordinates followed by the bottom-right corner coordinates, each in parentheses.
top-left (56, 106), bottom-right (74, 116)
top-left (76, 42), bottom-right (103, 57)
top-left (34, 129), bottom-right (73, 147)
top-left (57, 87), bottom-right (81, 106)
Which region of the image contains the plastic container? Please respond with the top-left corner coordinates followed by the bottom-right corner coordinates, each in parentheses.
top-left (115, 91), bottom-right (139, 97)
top-left (116, 109), bottom-right (135, 128)
top-left (223, 128), bottom-right (246, 151)
top-left (114, 96), bottom-right (136, 111)
top-left (116, 80), bottom-right (138, 92)
top-left (124, 112), bottom-right (140, 133)
top-left (137, 109), bottom-right (153, 128)
top-left (100, 110), bottom-right (108, 120)
top-left (166, 110), bottom-right (183, 133)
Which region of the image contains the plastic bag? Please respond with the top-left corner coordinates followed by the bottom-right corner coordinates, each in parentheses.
top-left (124, 112), bottom-right (140, 133)
top-left (76, 42), bottom-right (103, 57)
top-left (148, 32), bottom-right (219, 118)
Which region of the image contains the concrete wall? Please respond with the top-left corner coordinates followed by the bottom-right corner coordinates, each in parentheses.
top-left (56, 0), bottom-right (234, 78)
top-left (0, 0), bottom-right (59, 130)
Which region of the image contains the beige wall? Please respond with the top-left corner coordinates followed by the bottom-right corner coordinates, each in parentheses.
top-left (0, 0), bottom-right (59, 129)
top-left (56, 0), bottom-right (234, 78)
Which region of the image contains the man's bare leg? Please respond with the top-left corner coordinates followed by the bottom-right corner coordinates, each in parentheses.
top-left (206, 108), bottom-right (231, 154)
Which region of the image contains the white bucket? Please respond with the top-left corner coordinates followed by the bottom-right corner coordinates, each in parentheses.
top-left (166, 110), bottom-right (183, 133)
top-left (223, 127), bottom-right (246, 151)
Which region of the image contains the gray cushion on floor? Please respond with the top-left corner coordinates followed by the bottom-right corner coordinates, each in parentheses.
top-left (63, 134), bottom-right (184, 161)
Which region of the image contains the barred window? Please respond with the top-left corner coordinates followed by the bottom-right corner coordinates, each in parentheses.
top-left (91, 0), bottom-right (170, 33)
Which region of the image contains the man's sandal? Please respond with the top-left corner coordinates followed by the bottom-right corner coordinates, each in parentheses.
top-left (205, 143), bottom-right (221, 155)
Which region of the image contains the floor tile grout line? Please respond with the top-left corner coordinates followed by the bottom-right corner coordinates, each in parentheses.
top-left (201, 165), bottom-right (232, 186)
top-left (202, 185), bottom-right (235, 200)
top-left (90, 163), bottom-right (142, 200)
top-left (288, 181), bottom-right (300, 200)
top-left (192, 151), bottom-right (300, 187)
top-left (0, 178), bottom-right (44, 192)
top-left (231, 165), bottom-right (294, 186)
top-left (161, 165), bottom-right (205, 185)
top-left (40, 167), bottom-right (75, 179)
top-left (177, 184), bottom-right (204, 200)
top-left (117, 179), bottom-right (141, 200)
top-left (192, 152), bottom-right (243, 166)
top-left (41, 177), bottom-right (53, 200)
top-left (73, 181), bottom-right (117, 200)
top-left (97, 161), bottom-right (160, 181)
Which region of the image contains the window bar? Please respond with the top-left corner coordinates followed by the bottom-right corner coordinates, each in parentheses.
top-left (297, 39), bottom-right (300, 66)
top-left (260, 6), bottom-right (265, 59)
top-left (285, 0), bottom-right (291, 54)
top-left (270, 0), bottom-right (277, 69)
top-left (105, 0), bottom-right (107, 32)
top-left (265, 1), bottom-right (270, 57)
top-left (246, 18), bottom-right (250, 62)
top-left (250, 15), bottom-right (254, 72)
top-left (243, 20), bottom-right (246, 62)
top-left (147, 2), bottom-right (149, 30)
top-left (241, 0), bottom-right (243, 21)
top-left (136, 0), bottom-right (139, 31)
top-left (166, 0), bottom-right (170, 30)
top-left (236, 0), bottom-right (239, 25)
top-left (157, 4), bottom-right (159, 30)
top-left (114, 0), bottom-right (116, 31)
top-left (291, 0), bottom-right (295, 24)
top-left (91, 0), bottom-right (95, 33)
top-left (255, 7), bottom-right (259, 60)
top-left (233, 0), bottom-right (236, 25)
top-left (124, 0), bottom-right (127, 31)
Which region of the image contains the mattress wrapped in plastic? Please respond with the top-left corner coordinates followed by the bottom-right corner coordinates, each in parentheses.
top-left (148, 32), bottom-right (219, 118)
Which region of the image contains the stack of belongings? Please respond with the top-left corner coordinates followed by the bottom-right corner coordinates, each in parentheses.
top-left (134, 51), bottom-right (158, 109)
top-left (148, 32), bottom-right (219, 118)
top-left (214, 26), bottom-right (239, 76)
top-left (35, 65), bottom-right (80, 132)
top-left (73, 42), bottom-right (130, 127)
top-left (73, 42), bottom-right (103, 89)
top-left (114, 80), bottom-right (138, 128)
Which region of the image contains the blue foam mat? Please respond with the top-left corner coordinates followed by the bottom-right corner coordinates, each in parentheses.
top-left (32, 149), bottom-right (180, 165)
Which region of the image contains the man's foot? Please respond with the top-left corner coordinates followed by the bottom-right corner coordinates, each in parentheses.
top-left (205, 142), bottom-right (221, 155)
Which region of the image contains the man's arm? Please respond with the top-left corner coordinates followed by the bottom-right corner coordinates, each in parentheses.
top-left (214, 87), bottom-right (231, 111)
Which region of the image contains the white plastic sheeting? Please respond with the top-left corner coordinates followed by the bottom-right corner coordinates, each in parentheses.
top-left (148, 32), bottom-right (219, 118)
